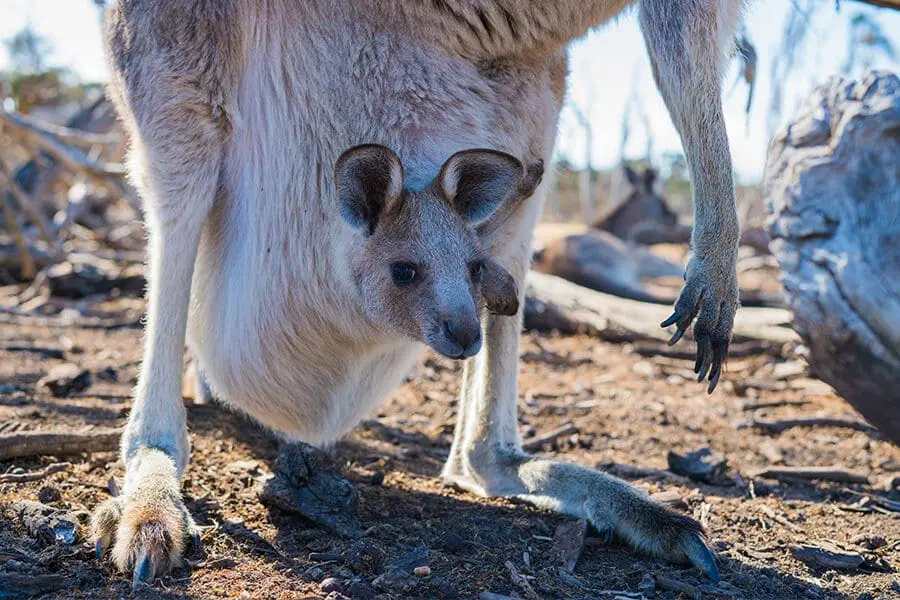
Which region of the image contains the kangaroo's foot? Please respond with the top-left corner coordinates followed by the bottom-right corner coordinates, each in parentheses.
top-left (442, 449), bottom-right (719, 581)
top-left (258, 441), bottom-right (362, 538)
top-left (92, 449), bottom-right (202, 587)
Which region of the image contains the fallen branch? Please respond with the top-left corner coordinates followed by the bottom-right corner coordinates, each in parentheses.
top-left (752, 466), bottom-right (870, 485)
top-left (0, 462), bottom-right (70, 484)
top-left (0, 428), bottom-right (121, 461)
top-left (521, 422), bottom-right (578, 452)
top-left (740, 399), bottom-right (810, 411)
top-left (736, 416), bottom-right (878, 435)
top-left (504, 561), bottom-right (540, 600)
top-left (654, 574), bottom-right (699, 599)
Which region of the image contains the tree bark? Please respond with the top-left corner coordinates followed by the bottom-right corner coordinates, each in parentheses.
top-left (765, 71), bottom-right (900, 444)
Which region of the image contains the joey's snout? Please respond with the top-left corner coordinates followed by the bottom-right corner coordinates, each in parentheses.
top-left (441, 311), bottom-right (482, 359)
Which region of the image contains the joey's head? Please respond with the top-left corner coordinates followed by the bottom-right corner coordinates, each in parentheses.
top-left (334, 144), bottom-right (524, 359)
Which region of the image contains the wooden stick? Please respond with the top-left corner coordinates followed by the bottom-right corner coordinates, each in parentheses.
top-left (737, 416), bottom-right (878, 435)
top-left (0, 461), bottom-right (70, 483)
top-left (0, 429), bottom-right (121, 461)
top-left (654, 574), bottom-right (699, 598)
top-left (752, 466), bottom-right (870, 484)
top-left (740, 399), bottom-right (811, 411)
top-left (521, 422), bottom-right (578, 452)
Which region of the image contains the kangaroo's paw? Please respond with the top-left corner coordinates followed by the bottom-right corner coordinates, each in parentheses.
top-left (258, 441), bottom-right (363, 538)
top-left (92, 449), bottom-right (200, 587)
top-left (662, 254), bottom-right (739, 393)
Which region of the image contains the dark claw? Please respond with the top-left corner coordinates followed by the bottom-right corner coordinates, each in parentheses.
top-left (191, 532), bottom-right (203, 550)
top-left (95, 539), bottom-right (105, 560)
top-left (696, 354), bottom-right (712, 383)
top-left (667, 327), bottom-right (685, 346)
top-left (133, 551), bottom-right (152, 588)
top-left (661, 312), bottom-right (681, 328)
top-left (707, 367), bottom-right (721, 394)
top-left (684, 535), bottom-right (720, 582)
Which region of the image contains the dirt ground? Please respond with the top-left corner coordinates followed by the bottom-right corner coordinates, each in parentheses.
top-left (1, 292), bottom-right (899, 600)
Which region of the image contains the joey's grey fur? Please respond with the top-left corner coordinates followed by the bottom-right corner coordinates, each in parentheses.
top-left (93, 0), bottom-right (744, 585)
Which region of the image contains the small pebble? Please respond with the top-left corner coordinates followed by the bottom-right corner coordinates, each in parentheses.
top-left (320, 577), bottom-right (344, 594)
top-left (413, 566), bottom-right (431, 577)
top-left (303, 566), bottom-right (325, 581)
top-left (37, 487), bottom-right (61, 504)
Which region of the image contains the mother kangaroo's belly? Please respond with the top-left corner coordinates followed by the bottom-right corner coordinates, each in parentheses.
top-left (187, 196), bottom-right (425, 445)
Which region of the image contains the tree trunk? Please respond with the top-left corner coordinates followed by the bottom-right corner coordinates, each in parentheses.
top-left (765, 71), bottom-right (900, 443)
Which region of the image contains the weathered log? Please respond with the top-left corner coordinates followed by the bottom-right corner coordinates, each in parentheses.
top-left (524, 271), bottom-right (797, 346)
top-left (533, 229), bottom-right (681, 304)
top-left (0, 428), bottom-right (121, 461)
top-left (533, 230), bottom-right (781, 307)
top-left (765, 71), bottom-right (900, 444)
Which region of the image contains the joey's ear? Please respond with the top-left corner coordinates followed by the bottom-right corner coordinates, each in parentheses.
top-left (439, 149), bottom-right (523, 225)
top-left (334, 144), bottom-right (403, 234)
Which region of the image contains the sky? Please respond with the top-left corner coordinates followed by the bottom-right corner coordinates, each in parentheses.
top-left (1, 0), bottom-right (898, 183)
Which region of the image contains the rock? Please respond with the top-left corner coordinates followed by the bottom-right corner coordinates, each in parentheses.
top-left (373, 567), bottom-right (420, 594)
top-left (413, 566), bottom-right (431, 577)
top-left (303, 566), bottom-right (325, 582)
top-left (320, 577), bottom-right (345, 595)
top-left (389, 545), bottom-right (429, 572)
top-left (37, 486), bottom-right (61, 504)
top-left (345, 539), bottom-right (386, 577)
top-left (11, 501), bottom-right (78, 546)
top-left (851, 534), bottom-right (887, 550)
top-left (765, 70), bottom-right (900, 443)
top-left (667, 448), bottom-right (728, 484)
top-left (345, 580), bottom-right (377, 600)
top-left (258, 442), bottom-right (362, 537)
top-left (38, 364), bottom-right (92, 398)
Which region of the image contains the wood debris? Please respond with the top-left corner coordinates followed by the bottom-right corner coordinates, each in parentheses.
top-left (0, 428), bottom-right (121, 461)
top-left (521, 422), bottom-right (578, 452)
top-left (736, 415), bottom-right (878, 435)
top-left (752, 465), bottom-right (870, 485)
top-left (551, 518), bottom-right (587, 575)
top-left (0, 461), bottom-right (70, 484)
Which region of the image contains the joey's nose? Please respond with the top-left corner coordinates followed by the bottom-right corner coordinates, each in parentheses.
top-left (443, 317), bottom-right (482, 357)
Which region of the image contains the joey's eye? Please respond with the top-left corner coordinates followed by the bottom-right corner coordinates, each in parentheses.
top-left (469, 260), bottom-right (486, 282)
top-left (391, 262), bottom-right (418, 285)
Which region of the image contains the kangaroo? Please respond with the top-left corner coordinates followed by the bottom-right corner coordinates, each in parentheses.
top-left (93, 0), bottom-right (744, 586)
